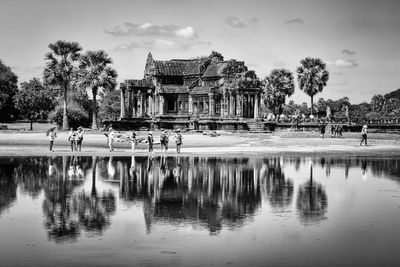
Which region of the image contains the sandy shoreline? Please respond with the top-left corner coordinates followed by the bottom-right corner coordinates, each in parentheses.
top-left (1, 131), bottom-right (400, 157)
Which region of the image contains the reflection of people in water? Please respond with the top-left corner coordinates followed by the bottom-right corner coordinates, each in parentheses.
top-left (48, 158), bottom-right (55, 177)
top-left (129, 156), bottom-right (136, 178)
top-left (361, 159), bottom-right (367, 180)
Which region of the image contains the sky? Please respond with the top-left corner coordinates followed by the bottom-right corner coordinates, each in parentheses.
top-left (1, 0), bottom-right (400, 104)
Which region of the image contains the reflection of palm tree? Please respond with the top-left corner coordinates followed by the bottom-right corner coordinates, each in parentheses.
top-left (75, 156), bottom-right (116, 233)
top-left (263, 158), bottom-right (293, 210)
top-left (296, 162), bottom-right (328, 225)
top-left (0, 163), bottom-right (17, 216)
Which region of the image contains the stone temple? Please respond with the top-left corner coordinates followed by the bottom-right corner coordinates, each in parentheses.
top-left (118, 51), bottom-right (267, 131)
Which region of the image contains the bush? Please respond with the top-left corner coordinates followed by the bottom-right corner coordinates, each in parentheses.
top-left (50, 103), bottom-right (90, 129)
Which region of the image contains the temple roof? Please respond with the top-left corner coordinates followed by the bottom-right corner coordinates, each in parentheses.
top-left (202, 62), bottom-right (228, 78)
top-left (152, 57), bottom-right (209, 76)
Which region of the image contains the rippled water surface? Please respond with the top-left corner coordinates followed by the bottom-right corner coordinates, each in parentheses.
top-left (1, 155), bottom-right (400, 266)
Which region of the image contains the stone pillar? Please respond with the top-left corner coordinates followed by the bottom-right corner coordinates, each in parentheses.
top-left (148, 95), bottom-right (152, 117)
top-left (222, 93), bottom-right (226, 117)
top-left (209, 94), bottom-right (214, 116)
top-left (159, 95), bottom-right (164, 115)
top-left (254, 94), bottom-right (259, 119)
top-left (229, 94), bottom-right (235, 116)
top-left (120, 85), bottom-right (126, 119)
top-left (127, 91), bottom-right (132, 118)
top-left (131, 94), bottom-right (136, 118)
top-left (188, 95), bottom-right (193, 114)
top-left (236, 94), bottom-right (242, 117)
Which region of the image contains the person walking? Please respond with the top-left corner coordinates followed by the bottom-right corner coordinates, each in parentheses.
top-left (360, 124), bottom-right (368, 146)
top-left (319, 122), bottom-right (326, 138)
top-left (68, 128), bottom-right (76, 151)
top-left (165, 130), bottom-right (170, 152)
top-left (130, 130), bottom-right (137, 152)
top-left (76, 126), bottom-right (84, 151)
top-left (108, 127), bottom-right (116, 152)
top-left (148, 131), bottom-right (154, 152)
top-left (160, 130), bottom-right (167, 153)
top-left (48, 129), bottom-right (57, 152)
top-left (174, 129), bottom-right (183, 153)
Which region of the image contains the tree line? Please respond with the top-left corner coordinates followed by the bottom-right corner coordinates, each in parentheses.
top-left (0, 40), bottom-right (120, 130)
top-left (1, 40), bottom-right (399, 130)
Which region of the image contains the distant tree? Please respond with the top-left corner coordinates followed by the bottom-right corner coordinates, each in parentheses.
top-left (264, 69), bottom-right (295, 117)
top-left (44, 40), bottom-right (82, 130)
top-left (0, 60), bottom-right (18, 121)
top-left (301, 102), bottom-right (308, 111)
top-left (297, 58), bottom-right (329, 116)
top-left (15, 78), bottom-right (55, 130)
top-left (99, 90), bottom-right (121, 122)
top-left (370, 94), bottom-right (385, 112)
top-left (77, 50), bottom-right (117, 129)
top-left (316, 98), bottom-right (327, 113)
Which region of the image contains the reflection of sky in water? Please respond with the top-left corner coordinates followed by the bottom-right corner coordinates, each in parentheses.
top-left (0, 156), bottom-right (400, 266)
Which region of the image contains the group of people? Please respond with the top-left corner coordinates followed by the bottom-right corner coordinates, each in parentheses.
top-left (319, 123), bottom-right (344, 139)
top-left (107, 127), bottom-right (183, 153)
top-left (47, 126), bottom-right (84, 152)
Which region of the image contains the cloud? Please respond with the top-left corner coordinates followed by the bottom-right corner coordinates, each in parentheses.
top-left (332, 71), bottom-right (344, 75)
top-left (342, 49), bottom-right (356, 55)
top-left (327, 59), bottom-right (359, 68)
top-left (272, 61), bottom-right (287, 68)
top-left (285, 17), bottom-right (304, 24)
top-left (330, 81), bottom-right (348, 86)
top-left (225, 16), bottom-right (247, 28)
top-left (105, 22), bottom-right (198, 39)
top-left (114, 39), bottom-right (192, 51)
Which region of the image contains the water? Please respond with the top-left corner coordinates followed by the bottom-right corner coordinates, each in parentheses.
top-left (1, 155), bottom-right (400, 266)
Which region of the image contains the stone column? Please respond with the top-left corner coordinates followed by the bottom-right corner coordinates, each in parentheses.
top-left (159, 95), bottom-right (164, 115)
top-left (120, 85), bottom-right (126, 119)
top-left (188, 95), bottom-right (193, 114)
top-left (127, 91), bottom-right (132, 118)
top-left (209, 94), bottom-right (214, 116)
top-left (229, 94), bottom-right (235, 116)
top-left (222, 93), bottom-right (226, 117)
top-left (131, 94), bottom-right (136, 118)
top-left (254, 94), bottom-right (259, 119)
top-left (148, 95), bottom-right (152, 117)
top-left (236, 94), bottom-right (242, 117)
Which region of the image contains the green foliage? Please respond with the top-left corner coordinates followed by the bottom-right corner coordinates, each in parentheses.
top-left (77, 50), bottom-right (117, 129)
top-left (370, 94), bottom-right (385, 112)
top-left (0, 60), bottom-right (18, 121)
top-left (99, 90), bottom-right (121, 121)
top-left (43, 40), bottom-right (82, 129)
top-left (50, 103), bottom-right (90, 129)
top-left (15, 78), bottom-right (55, 129)
top-left (296, 57), bottom-right (329, 115)
top-left (264, 69), bottom-right (295, 114)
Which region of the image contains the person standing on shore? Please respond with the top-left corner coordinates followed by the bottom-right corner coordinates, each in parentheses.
top-left (160, 130), bottom-right (167, 153)
top-left (130, 130), bottom-right (137, 152)
top-left (148, 131), bottom-right (154, 152)
top-left (108, 127), bottom-right (116, 152)
top-left (76, 126), bottom-right (84, 151)
top-left (174, 129), bottom-right (183, 153)
top-left (48, 129), bottom-right (57, 152)
top-left (68, 128), bottom-right (76, 151)
top-left (319, 122), bottom-right (326, 138)
top-left (360, 124), bottom-right (368, 146)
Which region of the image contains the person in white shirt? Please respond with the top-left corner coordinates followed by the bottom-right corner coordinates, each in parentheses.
top-left (48, 129), bottom-right (57, 152)
top-left (108, 127), bottom-right (116, 152)
top-left (76, 126), bottom-right (84, 151)
top-left (360, 124), bottom-right (368, 146)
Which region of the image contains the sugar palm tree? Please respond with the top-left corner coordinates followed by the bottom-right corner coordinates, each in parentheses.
top-left (264, 69), bottom-right (295, 117)
top-left (44, 40), bottom-right (82, 130)
top-left (297, 58), bottom-right (329, 116)
top-left (78, 50), bottom-right (117, 129)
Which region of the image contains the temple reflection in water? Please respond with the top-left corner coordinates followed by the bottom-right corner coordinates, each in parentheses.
top-left (2, 155), bottom-right (400, 242)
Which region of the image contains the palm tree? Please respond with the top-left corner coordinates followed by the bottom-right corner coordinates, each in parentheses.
top-left (78, 50), bottom-right (117, 129)
top-left (44, 40), bottom-right (82, 130)
top-left (296, 58), bottom-right (329, 116)
top-left (264, 69), bottom-right (295, 117)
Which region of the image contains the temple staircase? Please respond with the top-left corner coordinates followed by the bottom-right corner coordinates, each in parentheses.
top-left (246, 120), bottom-right (265, 132)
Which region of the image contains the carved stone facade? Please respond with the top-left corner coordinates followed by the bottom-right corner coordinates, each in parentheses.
top-left (119, 51), bottom-right (263, 130)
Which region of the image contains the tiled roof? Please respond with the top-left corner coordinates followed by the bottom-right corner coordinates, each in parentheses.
top-left (154, 60), bottom-right (187, 76)
top-left (153, 57), bottom-right (209, 76)
top-left (202, 62), bottom-right (228, 78)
